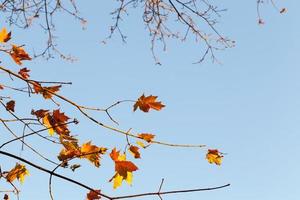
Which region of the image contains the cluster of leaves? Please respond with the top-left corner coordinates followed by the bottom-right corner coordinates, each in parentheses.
top-left (0, 27), bottom-right (224, 200)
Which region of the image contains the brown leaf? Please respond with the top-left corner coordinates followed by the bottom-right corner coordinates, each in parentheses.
top-left (115, 160), bottom-right (138, 178)
top-left (133, 94), bottom-right (165, 112)
top-left (129, 145), bottom-right (141, 159)
top-left (6, 100), bottom-right (15, 112)
top-left (3, 194), bottom-right (9, 200)
top-left (32, 82), bottom-right (61, 99)
top-left (53, 109), bottom-right (70, 123)
top-left (31, 109), bottom-right (49, 118)
top-left (18, 68), bottom-right (30, 79)
top-left (10, 45), bottom-right (31, 65)
top-left (0, 84), bottom-right (4, 90)
top-left (86, 190), bottom-right (101, 200)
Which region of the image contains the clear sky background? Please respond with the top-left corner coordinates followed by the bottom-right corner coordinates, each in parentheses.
top-left (1, 0), bottom-right (300, 200)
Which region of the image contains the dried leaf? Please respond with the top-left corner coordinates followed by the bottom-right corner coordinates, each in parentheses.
top-left (0, 28), bottom-right (11, 43)
top-left (280, 8), bottom-right (287, 14)
top-left (206, 149), bottom-right (223, 165)
top-left (31, 109), bottom-right (49, 118)
top-left (53, 109), bottom-right (70, 123)
top-left (0, 84), bottom-right (4, 90)
top-left (6, 100), bottom-right (15, 112)
top-left (129, 145), bottom-right (141, 159)
top-left (18, 68), bottom-right (30, 79)
top-left (6, 163), bottom-right (29, 183)
top-left (32, 82), bottom-right (61, 99)
top-left (3, 194), bottom-right (9, 200)
top-left (86, 190), bottom-right (101, 200)
top-left (133, 94), bottom-right (165, 112)
top-left (10, 45), bottom-right (31, 65)
top-left (70, 164), bottom-right (81, 172)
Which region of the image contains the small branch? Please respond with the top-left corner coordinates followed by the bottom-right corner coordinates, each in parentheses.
top-left (111, 183), bottom-right (230, 199)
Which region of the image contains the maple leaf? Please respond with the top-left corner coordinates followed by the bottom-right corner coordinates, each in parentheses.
top-left (18, 68), bottom-right (30, 79)
top-left (80, 142), bottom-right (107, 167)
top-left (10, 45), bottom-right (31, 65)
top-left (6, 163), bottom-right (29, 183)
top-left (40, 110), bottom-right (70, 136)
top-left (58, 140), bottom-right (80, 161)
top-left (137, 133), bottom-right (155, 143)
top-left (129, 145), bottom-right (141, 159)
top-left (5, 100), bottom-right (15, 112)
top-left (52, 110), bottom-right (70, 135)
top-left (53, 109), bottom-right (70, 122)
top-left (133, 94), bottom-right (165, 112)
top-left (206, 149), bottom-right (223, 165)
top-left (32, 82), bottom-right (61, 99)
top-left (86, 190), bottom-right (101, 200)
top-left (0, 28), bottom-right (11, 43)
top-left (109, 148), bottom-right (138, 189)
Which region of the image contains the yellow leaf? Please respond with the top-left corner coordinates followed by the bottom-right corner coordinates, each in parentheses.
top-left (206, 149), bottom-right (223, 165)
top-left (0, 28), bottom-right (11, 43)
top-left (80, 141), bottom-right (107, 167)
top-left (125, 171), bottom-right (133, 185)
top-left (113, 173), bottom-right (123, 189)
top-left (136, 141), bottom-right (146, 148)
top-left (6, 163), bottom-right (29, 183)
top-left (42, 115), bottom-right (54, 136)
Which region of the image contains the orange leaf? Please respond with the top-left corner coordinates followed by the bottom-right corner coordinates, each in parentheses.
top-left (6, 163), bottom-right (29, 183)
top-left (115, 161), bottom-right (138, 177)
top-left (32, 82), bottom-right (61, 99)
top-left (18, 68), bottom-right (30, 79)
top-left (137, 133), bottom-right (155, 143)
top-left (86, 190), bottom-right (101, 200)
top-left (0, 28), bottom-right (11, 43)
top-left (110, 148), bottom-right (120, 162)
top-left (58, 139), bottom-right (80, 161)
top-left (80, 142), bottom-right (107, 167)
top-left (129, 145), bottom-right (141, 159)
top-left (10, 45), bottom-right (31, 65)
top-left (109, 148), bottom-right (138, 189)
top-left (206, 149), bottom-right (223, 165)
top-left (6, 100), bottom-right (15, 112)
top-left (133, 94), bottom-right (165, 112)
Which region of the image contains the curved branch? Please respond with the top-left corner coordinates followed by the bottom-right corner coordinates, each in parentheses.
top-left (0, 150), bottom-right (230, 200)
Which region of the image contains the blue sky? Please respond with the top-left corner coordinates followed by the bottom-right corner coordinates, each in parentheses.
top-left (1, 0), bottom-right (300, 200)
